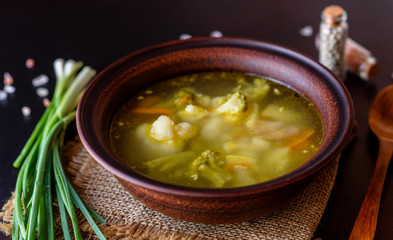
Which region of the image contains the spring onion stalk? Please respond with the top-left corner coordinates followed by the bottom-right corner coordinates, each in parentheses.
top-left (12, 59), bottom-right (106, 240)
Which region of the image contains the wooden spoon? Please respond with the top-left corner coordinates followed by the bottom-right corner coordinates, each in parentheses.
top-left (349, 85), bottom-right (393, 240)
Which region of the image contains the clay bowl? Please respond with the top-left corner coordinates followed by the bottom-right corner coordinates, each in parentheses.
top-left (77, 37), bottom-right (354, 224)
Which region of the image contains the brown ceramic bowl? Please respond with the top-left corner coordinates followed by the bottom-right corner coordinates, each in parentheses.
top-left (76, 37), bottom-right (354, 224)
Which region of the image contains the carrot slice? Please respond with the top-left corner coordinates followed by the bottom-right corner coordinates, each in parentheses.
top-left (181, 95), bottom-right (191, 104)
top-left (226, 163), bottom-right (250, 169)
top-left (285, 129), bottom-right (315, 148)
top-left (136, 95), bottom-right (162, 108)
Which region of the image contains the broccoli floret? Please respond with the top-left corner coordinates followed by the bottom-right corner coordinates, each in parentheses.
top-left (173, 89), bottom-right (195, 107)
top-left (187, 150), bottom-right (231, 187)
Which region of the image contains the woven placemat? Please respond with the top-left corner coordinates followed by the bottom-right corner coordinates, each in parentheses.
top-left (1, 137), bottom-right (339, 239)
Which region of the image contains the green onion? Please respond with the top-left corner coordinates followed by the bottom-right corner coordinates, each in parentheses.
top-left (12, 59), bottom-right (106, 239)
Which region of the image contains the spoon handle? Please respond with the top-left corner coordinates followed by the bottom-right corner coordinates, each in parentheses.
top-left (349, 139), bottom-right (393, 240)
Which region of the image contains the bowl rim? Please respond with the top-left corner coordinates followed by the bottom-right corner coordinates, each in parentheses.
top-left (77, 36), bottom-right (354, 198)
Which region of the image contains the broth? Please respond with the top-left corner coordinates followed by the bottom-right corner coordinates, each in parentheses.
top-left (109, 72), bottom-right (323, 188)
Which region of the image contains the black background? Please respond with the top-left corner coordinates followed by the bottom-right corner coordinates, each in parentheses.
top-left (1, 1), bottom-right (393, 239)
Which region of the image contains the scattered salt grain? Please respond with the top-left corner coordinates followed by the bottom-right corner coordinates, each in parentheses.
top-left (3, 72), bottom-right (14, 85)
top-left (179, 33), bottom-right (192, 40)
top-left (21, 106), bottom-right (31, 117)
top-left (32, 74), bottom-right (49, 87)
top-left (26, 58), bottom-right (35, 69)
top-left (210, 30), bottom-right (223, 38)
top-left (299, 25), bottom-right (313, 37)
top-left (4, 85), bottom-right (16, 94)
top-left (0, 90), bottom-right (7, 101)
top-left (43, 98), bottom-right (51, 107)
top-left (36, 87), bottom-right (49, 97)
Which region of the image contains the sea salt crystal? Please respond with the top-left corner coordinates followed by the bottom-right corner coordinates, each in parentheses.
top-left (0, 90), bottom-right (7, 101)
top-left (179, 33), bottom-right (192, 40)
top-left (4, 85), bottom-right (15, 94)
top-left (21, 106), bottom-right (31, 117)
top-left (299, 25), bottom-right (313, 37)
top-left (32, 74), bottom-right (49, 87)
top-left (3, 72), bottom-right (14, 85)
top-left (36, 87), bottom-right (49, 97)
top-left (26, 58), bottom-right (35, 69)
top-left (210, 30), bottom-right (223, 38)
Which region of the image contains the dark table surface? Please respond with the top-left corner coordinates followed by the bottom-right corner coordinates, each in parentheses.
top-left (1, 1), bottom-right (393, 239)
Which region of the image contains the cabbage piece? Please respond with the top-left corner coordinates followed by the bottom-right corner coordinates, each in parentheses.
top-left (144, 151), bottom-right (196, 172)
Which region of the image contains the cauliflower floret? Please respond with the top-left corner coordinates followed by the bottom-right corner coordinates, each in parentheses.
top-left (211, 96), bottom-right (228, 108)
top-left (215, 92), bottom-right (247, 122)
top-left (235, 78), bottom-right (270, 101)
top-left (150, 115), bottom-right (176, 142)
top-left (177, 104), bottom-right (208, 122)
top-left (136, 123), bottom-right (181, 157)
top-left (150, 115), bottom-right (197, 142)
top-left (136, 116), bottom-right (198, 158)
top-left (174, 122), bottom-right (197, 140)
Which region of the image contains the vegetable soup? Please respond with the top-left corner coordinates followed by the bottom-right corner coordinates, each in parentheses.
top-left (109, 72), bottom-right (323, 188)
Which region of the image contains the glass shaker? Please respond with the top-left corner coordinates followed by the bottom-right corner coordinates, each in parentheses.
top-left (318, 5), bottom-right (348, 80)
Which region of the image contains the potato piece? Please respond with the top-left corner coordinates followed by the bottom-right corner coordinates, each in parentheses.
top-left (231, 165), bottom-right (257, 187)
top-left (263, 147), bottom-right (290, 175)
top-left (200, 115), bottom-right (229, 141)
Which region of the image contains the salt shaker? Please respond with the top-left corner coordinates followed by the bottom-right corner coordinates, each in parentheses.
top-left (345, 38), bottom-right (379, 80)
top-left (315, 37), bottom-right (379, 81)
top-left (318, 5), bottom-right (348, 80)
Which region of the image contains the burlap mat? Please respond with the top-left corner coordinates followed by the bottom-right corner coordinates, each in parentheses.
top-left (0, 137), bottom-right (339, 239)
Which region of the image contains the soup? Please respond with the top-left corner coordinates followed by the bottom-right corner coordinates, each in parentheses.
top-left (109, 72), bottom-right (323, 188)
